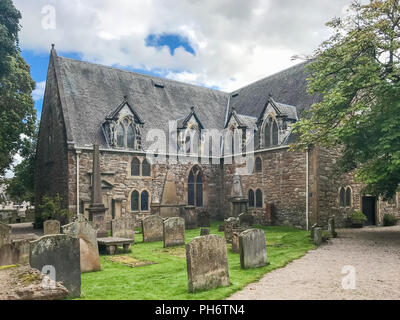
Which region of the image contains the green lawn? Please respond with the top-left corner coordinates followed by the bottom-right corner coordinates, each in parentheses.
top-left (77, 222), bottom-right (314, 300)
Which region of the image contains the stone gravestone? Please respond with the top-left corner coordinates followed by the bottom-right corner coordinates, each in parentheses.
top-left (186, 235), bottom-right (230, 292)
top-left (231, 231), bottom-right (241, 253)
top-left (200, 228), bottom-right (210, 236)
top-left (43, 220), bottom-right (60, 235)
top-left (62, 218), bottom-right (101, 273)
top-left (328, 217), bottom-right (337, 238)
top-left (197, 209), bottom-right (210, 227)
top-left (111, 216), bottom-right (135, 240)
top-left (30, 235), bottom-right (81, 298)
top-left (0, 244), bottom-right (20, 266)
top-left (224, 217), bottom-right (240, 243)
top-left (142, 215), bottom-right (163, 242)
top-left (163, 217), bottom-right (185, 248)
top-left (239, 213), bottom-right (254, 227)
top-left (310, 223), bottom-right (318, 239)
top-left (0, 222), bottom-right (11, 247)
top-left (313, 227), bottom-right (322, 246)
top-left (181, 206), bottom-right (197, 230)
top-left (239, 229), bottom-right (268, 269)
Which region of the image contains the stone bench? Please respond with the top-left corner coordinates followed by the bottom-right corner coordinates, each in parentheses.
top-left (97, 237), bottom-right (135, 255)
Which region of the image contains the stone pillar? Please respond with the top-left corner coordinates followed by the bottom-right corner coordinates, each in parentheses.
top-left (229, 171), bottom-right (248, 218)
top-left (88, 145), bottom-right (107, 238)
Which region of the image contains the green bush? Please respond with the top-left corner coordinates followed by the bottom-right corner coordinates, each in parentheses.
top-left (35, 194), bottom-right (70, 228)
top-left (383, 214), bottom-right (398, 226)
top-left (350, 211), bottom-right (367, 222)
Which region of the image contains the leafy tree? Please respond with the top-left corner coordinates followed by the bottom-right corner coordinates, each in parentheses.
top-left (6, 125), bottom-right (37, 203)
top-left (292, 0), bottom-right (400, 199)
top-left (0, 0), bottom-right (36, 176)
top-left (36, 194), bottom-right (70, 228)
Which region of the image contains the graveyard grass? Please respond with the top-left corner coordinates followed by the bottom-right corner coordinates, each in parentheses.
top-left (76, 223), bottom-right (315, 300)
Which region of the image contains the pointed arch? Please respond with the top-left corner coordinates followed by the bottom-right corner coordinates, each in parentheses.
top-left (345, 187), bottom-right (352, 207)
top-left (131, 157), bottom-right (140, 176)
top-left (339, 187), bottom-right (345, 207)
top-left (127, 124), bottom-right (135, 149)
top-left (117, 123), bottom-right (125, 148)
top-left (142, 158), bottom-right (151, 177)
top-left (264, 117), bottom-right (272, 148)
top-left (248, 189), bottom-right (255, 208)
top-left (141, 190), bottom-right (149, 211)
top-left (256, 189), bottom-right (263, 208)
top-left (272, 121), bottom-right (279, 145)
top-left (131, 190), bottom-right (139, 211)
top-left (188, 166), bottom-right (203, 207)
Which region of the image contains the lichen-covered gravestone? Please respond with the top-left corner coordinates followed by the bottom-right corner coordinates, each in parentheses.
top-left (313, 227), bottom-right (322, 246)
top-left (328, 217), bottom-right (337, 238)
top-left (30, 235), bottom-right (81, 298)
top-left (197, 209), bottom-right (210, 227)
top-left (186, 235), bottom-right (230, 292)
top-left (224, 217), bottom-right (240, 243)
top-left (62, 219), bottom-right (100, 273)
top-left (111, 216), bottom-right (135, 240)
top-left (142, 215), bottom-right (163, 242)
top-left (0, 222), bottom-right (11, 248)
top-left (43, 220), bottom-right (60, 235)
top-left (163, 217), bottom-right (185, 248)
top-left (231, 232), bottom-right (241, 253)
top-left (239, 229), bottom-right (268, 269)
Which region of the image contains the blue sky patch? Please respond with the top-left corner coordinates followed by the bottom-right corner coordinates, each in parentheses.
top-left (145, 33), bottom-right (195, 56)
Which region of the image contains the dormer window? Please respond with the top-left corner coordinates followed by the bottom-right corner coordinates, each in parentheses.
top-left (103, 98), bottom-right (144, 150)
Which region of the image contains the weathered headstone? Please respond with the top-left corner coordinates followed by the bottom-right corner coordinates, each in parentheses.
top-left (239, 229), bottom-right (268, 269)
top-left (111, 216), bottom-right (135, 240)
top-left (181, 206), bottom-right (197, 230)
top-left (197, 209), bottom-right (210, 227)
top-left (231, 232), bottom-right (241, 253)
top-left (30, 235), bottom-right (81, 298)
top-left (224, 217), bottom-right (240, 243)
top-left (11, 239), bottom-right (33, 265)
top-left (328, 217), bottom-right (337, 238)
top-left (43, 220), bottom-right (61, 235)
top-left (0, 244), bottom-right (20, 266)
top-left (313, 227), bottom-right (322, 246)
top-left (200, 228), bottom-right (210, 236)
top-left (239, 213), bottom-right (254, 227)
top-left (310, 223), bottom-right (318, 239)
top-left (0, 222), bottom-right (11, 248)
top-left (186, 235), bottom-right (230, 292)
top-left (142, 215), bottom-right (163, 242)
top-left (62, 220), bottom-right (100, 273)
top-left (163, 217), bottom-right (185, 247)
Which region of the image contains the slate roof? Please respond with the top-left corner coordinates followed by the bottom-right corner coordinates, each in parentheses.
top-left (51, 50), bottom-right (319, 150)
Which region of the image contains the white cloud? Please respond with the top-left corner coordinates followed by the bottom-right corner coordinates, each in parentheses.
top-left (32, 81), bottom-right (46, 101)
top-left (4, 153), bottom-right (23, 179)
top-left (14, 0), bottom-right (351, 92)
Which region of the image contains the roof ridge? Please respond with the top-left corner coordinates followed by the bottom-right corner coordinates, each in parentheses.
top-left (57, 55), bottom-right (230, 95)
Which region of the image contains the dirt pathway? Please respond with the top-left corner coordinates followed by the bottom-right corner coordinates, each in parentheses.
top-left (228, 226), bottom-right (400, 300)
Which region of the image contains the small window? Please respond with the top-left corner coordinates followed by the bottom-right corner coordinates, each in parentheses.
top-left (131, 157), bottom-right (140, 176)
top-left (255, 157), bottom-right (262, 173)
top-left (188, 170), bottom-right (195, 206)
top-left (272, 121), bottom-right (279, 146)
top-left (117, 124), bottom-right (125, 148)
top-left (127, 125), bottom-right (135, 149)
top-left (256, 189), bottom-right (263, 208)
top-left (131, 190), bottom-right (139, 211)
top-left (345, 187), bottom-right (351, 207)
top-left (142, 159), bottom-right (151, 177)
top-left (339, 187), bottom-right (345, 207)
top-left (248, 189), bottom-right (255, 208)
top-left (141, 190), bottom-right (149, 211)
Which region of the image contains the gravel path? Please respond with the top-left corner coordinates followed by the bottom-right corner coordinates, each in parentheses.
top-left (228, 226), bottom-right (400, 300)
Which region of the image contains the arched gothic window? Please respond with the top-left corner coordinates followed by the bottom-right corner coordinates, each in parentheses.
top-left (256, 189), bottom-right (263, 208)
top-left (264, 117), bottom-right (279, 147)
top-left (131, 190), bottom-right (139, 211)
top-left (127, 125), bottom-right (135, 149)
top-left (131, 157), bottom-right (140, 176)
top-left (188, 166), bottom-right (203, 207)
top-left (345, 187), bottom-right (351, 207)
top-left (117, 124), bottom-right (125, 148)
top-left (142, 159), bottom-right (151, 177)
top-left (141, 190), bottom-right (149, 211)
top-left (248, 189), bottom-right (255, 208)
top-left (255, 157), bottom-right (262, 173)
top-left (339, 187), bottom-right (345, 207)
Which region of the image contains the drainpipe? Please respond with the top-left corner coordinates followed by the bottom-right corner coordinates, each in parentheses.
top-left (76, 150), bottom-right (81, 215)
top-left (305, 148), bottom-right (309, 230)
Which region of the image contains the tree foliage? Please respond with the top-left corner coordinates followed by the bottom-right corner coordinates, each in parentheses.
top-left (0, 0), bottom-right (36, 176)
top-left (292, 0), bottom-right (400, 199)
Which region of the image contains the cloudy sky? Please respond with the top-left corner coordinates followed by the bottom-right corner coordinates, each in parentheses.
top-left (14, 0), bottom-right (353, 109)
